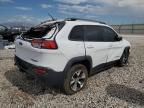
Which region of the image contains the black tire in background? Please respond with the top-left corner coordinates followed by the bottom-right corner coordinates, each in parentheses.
top-left (63, 64), bottom-right (88, 95)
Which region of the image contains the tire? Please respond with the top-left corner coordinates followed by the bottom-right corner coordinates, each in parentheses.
top-left (117, 48), bottom-right (129, 67)
top-left (63, 64), bottom-right (88, 95)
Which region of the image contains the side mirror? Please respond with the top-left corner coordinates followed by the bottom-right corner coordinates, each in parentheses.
top-left (117, 36), bottom-right (122, 41)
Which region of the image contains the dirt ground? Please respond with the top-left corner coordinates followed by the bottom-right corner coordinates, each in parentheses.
top-left (0, 35), bottom-right (144, 108)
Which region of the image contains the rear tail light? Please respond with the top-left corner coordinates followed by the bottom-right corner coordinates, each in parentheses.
top-left (31, 40), bottom-right (57, 49)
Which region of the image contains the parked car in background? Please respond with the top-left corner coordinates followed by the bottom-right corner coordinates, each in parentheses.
top-left (15, 18), bottom-right (131, 94)
top-left (0, 25), bottom-right (27, 42)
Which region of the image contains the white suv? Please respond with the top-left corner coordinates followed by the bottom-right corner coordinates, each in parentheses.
top-left (15, 18), bottom-right (131, 94)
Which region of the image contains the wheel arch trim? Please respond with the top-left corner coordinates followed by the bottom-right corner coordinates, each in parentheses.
top-left (63, 56), bottom-right (92, 77)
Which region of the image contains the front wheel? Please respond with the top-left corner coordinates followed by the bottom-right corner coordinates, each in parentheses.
top-left (63, 64), bottom-right (88, 95)
top-left (117, 48), bottom-right (129, 67)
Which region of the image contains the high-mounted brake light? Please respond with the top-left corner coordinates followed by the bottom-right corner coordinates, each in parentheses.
top-left (31, 40), bottom-right (57, 49)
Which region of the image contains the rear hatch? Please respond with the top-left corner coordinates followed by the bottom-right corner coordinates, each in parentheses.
top-left (15, 21), bottom-right (65, 67)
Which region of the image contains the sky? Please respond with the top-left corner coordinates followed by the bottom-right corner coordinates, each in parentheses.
top-left (0, 0), bottom-right (144, 24)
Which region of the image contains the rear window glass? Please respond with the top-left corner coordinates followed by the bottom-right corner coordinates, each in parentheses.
top-left (84, 25), bottom-right (103, 42)
top-left (69, 26), bottom-right (84, 41)
top-left (22, 22), bottom-right (65, 39)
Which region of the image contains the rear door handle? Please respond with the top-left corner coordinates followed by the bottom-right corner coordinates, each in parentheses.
top-left (87, 46), bottom-right (94, 49)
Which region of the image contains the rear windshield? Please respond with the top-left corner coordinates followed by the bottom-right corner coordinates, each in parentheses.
top-left (22, 21), bottom-right (65, 39)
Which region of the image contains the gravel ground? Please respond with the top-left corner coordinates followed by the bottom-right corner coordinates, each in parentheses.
top-left (0, 35), bottom-right (144, 108)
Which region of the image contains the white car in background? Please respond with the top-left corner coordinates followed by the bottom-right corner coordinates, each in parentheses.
top-left (15, 18), bottom-right (131, 94)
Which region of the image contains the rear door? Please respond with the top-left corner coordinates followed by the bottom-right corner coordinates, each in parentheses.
top-left (61, 25), bottom-right (85, 60)
top-left (84, 25), bottom-right (111, 68)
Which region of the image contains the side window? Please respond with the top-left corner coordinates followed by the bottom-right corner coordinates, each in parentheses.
top-left (84, 25), bottom-right (103, 42)
top-left (69, 26), bottom-right (84, 41)
top-left (102, 27), bottom-right (118, 42)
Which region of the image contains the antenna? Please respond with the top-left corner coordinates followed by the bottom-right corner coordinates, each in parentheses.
top-left (48, 13), bottom-right (55, 21)
top-left (40, 13), bottom-right (56, 24)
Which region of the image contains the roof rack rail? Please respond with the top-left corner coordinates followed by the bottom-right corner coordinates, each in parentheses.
top-left (65, 18), bottom-right (106, 24)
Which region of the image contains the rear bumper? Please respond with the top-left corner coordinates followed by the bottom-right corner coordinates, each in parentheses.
top-left (15, 56), bottom-right (64, 86)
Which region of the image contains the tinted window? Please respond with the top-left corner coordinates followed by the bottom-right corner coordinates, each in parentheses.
top-left (84, 26), bottom-right (103, 42)
top-left (69, 26), bottom-right (84, 41)
top-left (102, 27), bottom-right (118, 42)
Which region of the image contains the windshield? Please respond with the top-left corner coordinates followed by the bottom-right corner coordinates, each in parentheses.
top-left (22, 21), bottom-right (65, 39)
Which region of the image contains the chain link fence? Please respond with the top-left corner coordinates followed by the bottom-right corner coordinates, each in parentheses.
top-left (112, 24), bottom-right (144, 34)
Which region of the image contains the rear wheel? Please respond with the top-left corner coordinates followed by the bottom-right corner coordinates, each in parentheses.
top-left (63, 64), bottom-right (88, 95)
